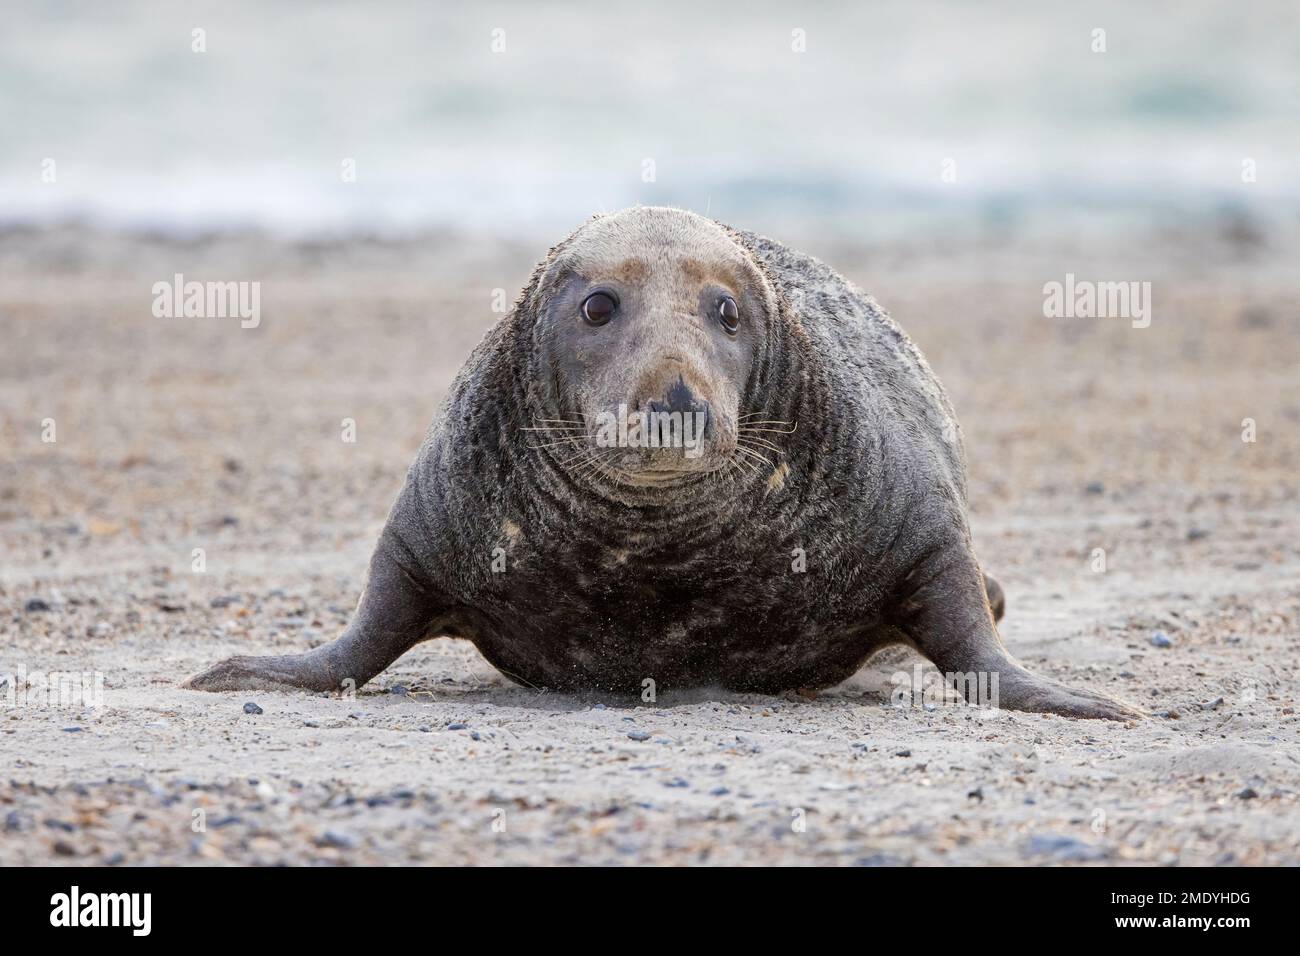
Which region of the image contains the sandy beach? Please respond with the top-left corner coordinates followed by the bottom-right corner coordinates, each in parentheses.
top-left (2, 222), bottom-right (1298, 865)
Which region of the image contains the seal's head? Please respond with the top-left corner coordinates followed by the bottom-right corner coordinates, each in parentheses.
top-left (526, 207), bottom-right (780, 485)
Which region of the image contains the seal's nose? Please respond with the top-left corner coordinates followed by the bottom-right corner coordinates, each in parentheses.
top-left (647, 376), bottom-right (712, 439)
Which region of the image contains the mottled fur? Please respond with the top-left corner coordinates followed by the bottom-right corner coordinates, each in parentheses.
top-left (186, 208), bottom-right (1140, 720)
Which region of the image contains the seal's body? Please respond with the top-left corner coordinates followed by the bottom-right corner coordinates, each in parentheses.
top-left (187, 208), bottom-right (1139, 720)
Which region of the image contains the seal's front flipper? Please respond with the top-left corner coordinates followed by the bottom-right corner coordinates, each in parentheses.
top-left (895, 549), bottom-right (1142, 721)
top-left (184, 541), bottom-right (451, 694)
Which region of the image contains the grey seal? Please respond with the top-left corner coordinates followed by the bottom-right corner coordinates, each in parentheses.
top-left (185, 206), bottom-right (1140, 720)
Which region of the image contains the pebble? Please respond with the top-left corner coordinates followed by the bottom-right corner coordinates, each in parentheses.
top-left (243, 701), bottom-right (263, 715)
top-left (24, 598), bottom-right (52, 613)
top-left (1021, 834), bottom-right (1108, 862)
top-left (1149, 631), bottom-right (1174, 648)
top-left (1200, 696), bottom-right (1225, 711)
top-left (627, 730), bottom-right (652, 741)
top-left (1235, 787), bottom-right (1259, 800)
top-left (389, 684), bottom-right (408, 696)
top-left (1084, 481), bottom-right (1105, 495)
top-left (316, 830), bottom-right (357, 850)
top-left (447, 722), bottom-right (468, 730)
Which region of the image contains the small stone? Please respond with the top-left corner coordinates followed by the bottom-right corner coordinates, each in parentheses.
top-left (967, 787), bottom-right (984, 802)
top-left (4, 811), bottom-right (23, 832)
top-left (447, 722), bottom-right (468, 730)
top-left (23, 598), bottom-right (51, 613)
top-left (243, 701), bottom-right (263, 715)
top-left (709, 786), bottom-right (730, 796)
top-left (1200, 696), bottom-right (1225, 711)
top-left (389, 684), bottom-right (408, 696)
top-left (1149, 631), bottom-right (1173, 648)
top-left (316, 830), bottom-right (356, 849)
top-left (627, 730), bottom-right (652, 741)
top-left (1083, 481), bottom-right (1105, 495)
top-left (1235, 787), bottom-right (1259, 800)
top-left (1186, 527), bottom-right (1211, 541)
top-left (894, 749), bottom-right (912, 758)
top-left (1022, 835), bottom-right (1108, 862)
top-left (52, 841), bottom-right (77, 857)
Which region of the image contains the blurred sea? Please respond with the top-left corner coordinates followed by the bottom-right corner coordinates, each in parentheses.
top-left (2, 0), bottom-right (1298, 241)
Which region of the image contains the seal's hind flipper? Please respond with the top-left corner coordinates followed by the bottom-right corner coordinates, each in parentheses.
top-left (982, 573), bottom-right (1005, 622)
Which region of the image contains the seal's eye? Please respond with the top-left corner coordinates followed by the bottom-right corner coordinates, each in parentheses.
top-left (582, 291), bottom-right (617, 327)
top-left (718, 295), bottom-right (740, 334)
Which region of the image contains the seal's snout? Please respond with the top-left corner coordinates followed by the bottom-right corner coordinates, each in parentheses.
top-left (647, 376), bottom-right (712, 439)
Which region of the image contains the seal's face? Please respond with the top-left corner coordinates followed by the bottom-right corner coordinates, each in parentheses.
top-left (533, 208), bottom-right (773, 485)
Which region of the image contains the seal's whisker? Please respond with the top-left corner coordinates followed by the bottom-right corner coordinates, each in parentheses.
top-left (738, 424), bottom-right (798, 434)
top-left (734, 445), bottom-right (775, 472)
top-left (736, 434), bottom-right (783, 453)
top-left (528, 437), bottom-right (586, 451)
top-left (727, 446), bottom-right (763, 477)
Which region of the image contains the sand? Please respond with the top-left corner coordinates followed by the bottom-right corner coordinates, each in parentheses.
top-left (2, 223), bottom-right (1298, 865)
